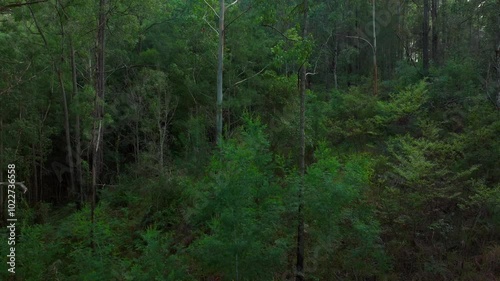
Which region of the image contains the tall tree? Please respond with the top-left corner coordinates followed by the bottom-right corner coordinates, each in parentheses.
top-left (296, 0), bottom-right (308, 279)
top-left (216, 0), bottom-right (225, 144)
top-left (423, 0), bottom-right (430, 74)
top-left (56, 0), bottom-right (76, 200)
top-left (91, 0), bottom-right (107, 249)
top-left (496, 0), bottom-right (500, 107)
top-left (431, 0), bottom-right (439, 64)
top-left (69, 39), bottom-right (84, 205)
top-left (372, 0), bottom-right (378, 95)
top-left (213, 0), bottom-right (239, 144)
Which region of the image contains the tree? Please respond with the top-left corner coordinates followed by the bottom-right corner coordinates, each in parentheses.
top-left (216, 0), bottom-right (225, 145)
top-left (190, 117), bottom-right (287, 280)
top-left (372, 0), bottom-right (378, 95)
top-left (431, 0), bottom-right (438, 64)
top-left (423, 0), bottom-right (430, 74)
top-left (91, 0), bottom-right (107, 249)
top-left (296, 0), bottom-right (308, 280)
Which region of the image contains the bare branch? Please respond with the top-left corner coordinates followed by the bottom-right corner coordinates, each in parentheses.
top-left (203, 0), bottom-right (219, 18)
top-left (226, 4), bottom-right (252, 30)
top-left (0, 0), bottom-right (47, 12)
top-left (28, 5), bottom-right (47, 46)
top-left (262, 24), bottom-right (299, 42)
top-left (232, 64), bottom-right (270, 87)
top-left (203, 13), bottom-right (219, 35)
top-left (226, 0), bottom-right (239, 9)
top-left (345, 35), bottom-right (374, 54)
top-left (95, 120), bottom-right (102, 152)
top-left (306, 30), bottom-right (334, 77)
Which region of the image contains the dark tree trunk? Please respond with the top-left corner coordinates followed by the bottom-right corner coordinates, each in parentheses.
top-left (496, 6), bottom-right (500, 108)
top-left (423, 0), bottom-right (430, 74)
top-left (441, 0), bottom-right (447, 62)
top-left (91, 0), bottom-right (107, 249)
top-left (431, 0), bottom-right (438, 64)
top-left (372, 0), bottom-right (378, 95)
top-left (57, 66), bottom-right (76, 200)
top-left (296, 0), bottom-right (308, 280)
top-left (70, 39), bottom-right (83, 205)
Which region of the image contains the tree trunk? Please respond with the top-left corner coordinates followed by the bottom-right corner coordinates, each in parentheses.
top-left (31, 143), bottom-right (38, 202)
top-left (92, 0), bottom-right (107, 249)
top-left (70, 39), bottom-right (83, 205)
top-left (216, 0), bottom-right (225, 145)
top-left (135, 120), bottom-right (140, 166)
top-left (334, 38), bottom-right (338, 90)
top-left (373, 0), bottom-right (378, 95)
top-left (431, 0), bottom-right (438, 64)
top-left (441, 0), bottom-right (447, 62)
top-left (57, 65), bottom-right (76, 200)
top-left (496, 0), bottom-right (500, 108)
top-left (296, 0), bottom-right (308, 279)
top-left (423, 0), bottom-right (430, 74)
top-left (56, 0), bottom-right (76, 201)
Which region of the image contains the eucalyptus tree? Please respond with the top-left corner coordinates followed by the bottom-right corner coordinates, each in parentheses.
top-left (423, 0), bottom-right (429, 74)
top-left (202, 0), bottom-right (240, 144)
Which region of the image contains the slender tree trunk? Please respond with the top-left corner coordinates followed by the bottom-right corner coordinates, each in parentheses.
top-left (497, 52), bottom-right (500, 108)
top-left (496, 0), bottom-right (500, 108)
top-left (334, 38), bottom-right (338, 90)
top-left (70, 39), bottom-right (83, 205)
top-left (296, 1), bottom-right (308, 280)
top-left (423, 0), bottom-right (430, 74)
top-left (373, 0), bottom-right (378, 95)
top-left (135, 120), bottom-right (140, 166)
top-left (55, 0), bottom-right (76, 201)
top-left (38, 135), bottom-right (43, 201)
top-left (441, 0), bottom-right (447, 62)
top-left (431, 0), bottom-right (438, 64)
top-left (156, 101), bottom-right (167, 170)
top-left (158, 115), bottom-right (164, 171)
top-left (91, 0), bottom-right (107, 249)
top-left (398, 2), bottom-right (404, 61)
top-left (216, 0), bottom-right (225, 145)
top-left (31, 143), bottom-right (38, 203)
top-left (57, 65), bottom-right (76, 200)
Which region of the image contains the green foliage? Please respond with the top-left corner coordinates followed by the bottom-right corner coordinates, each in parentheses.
top-left (0, 224), bottom-right (63, 280)
top-left (128, 227), bottom-right (192, 281)
top-left (189, 117), bottom-right (288, 280)
top-left (303, 145), bottom-right (390, 278)
top-left (375, 81), bottom-right (428, 126)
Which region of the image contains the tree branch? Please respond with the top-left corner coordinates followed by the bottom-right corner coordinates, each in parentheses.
top-left (203, 0), bottom-right (219, 18)
top-left (262, 24), bottom-right (298, 41)
top-left (203, 13), bottom-right (219, 35)
top-left (306, 30), bottom-right (335, 77)
top-left (226, 0), bottom-right (239, 9)
top-left (225, 5), bottom-right (252, 30)
top-left (0, 0), bottom-right (47, 12)
top-left (232, 64), bottom-right (269, 87)
top-left (28, 5), bottom-right (47, 46)
top-left (345, 35), bottom-right (374, 54)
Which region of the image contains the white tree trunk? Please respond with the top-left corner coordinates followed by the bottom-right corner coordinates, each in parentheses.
top-left (216, 0), bottom-right (225, 144)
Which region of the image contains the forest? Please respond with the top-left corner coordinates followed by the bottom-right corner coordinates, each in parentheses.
top-left (0, 0), bottom-right (499, 280)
